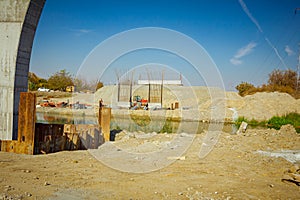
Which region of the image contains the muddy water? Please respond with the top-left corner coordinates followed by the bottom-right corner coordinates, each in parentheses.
top-left (36, 112), bottom-right (237, 134)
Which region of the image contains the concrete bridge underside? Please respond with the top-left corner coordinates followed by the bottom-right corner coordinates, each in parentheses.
top-left (0, 0), bottom-right (45, 140)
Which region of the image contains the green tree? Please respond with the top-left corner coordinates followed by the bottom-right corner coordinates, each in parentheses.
top-left (28, 72), bottom-right (48, 91)
top-left (47, 69), bottom-right (73, 91)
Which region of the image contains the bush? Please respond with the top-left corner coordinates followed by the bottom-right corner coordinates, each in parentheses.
top-left (235, 113), bottom-right (300, 133)
top-left (96, 82), bottom-right (104, 91)
top-left (267, 116), bottom-right (293, 130)
top-left (235, 116), bottom-right (265, 127)
top-left (268, 69), bottom-right (297, 90)
top-left (235, 82), bottom-right (256, 97)
top-left (235, 69), bottom-right (300, 99)
top-left (267, 112), bottom-right (300, 133)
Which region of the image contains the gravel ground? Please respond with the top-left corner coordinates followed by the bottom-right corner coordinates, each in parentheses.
top-left (0, 125), bottom-right (299, 199)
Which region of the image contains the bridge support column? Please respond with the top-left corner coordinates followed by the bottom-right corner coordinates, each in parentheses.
top-left (0, 0), bottom-right (45, 140)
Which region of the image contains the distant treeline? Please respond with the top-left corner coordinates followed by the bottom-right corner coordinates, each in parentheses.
top-left (28, 69), bottom-right (103, 92)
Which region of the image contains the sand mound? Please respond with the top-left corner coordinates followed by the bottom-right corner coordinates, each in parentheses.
top-left (94, 86), bottom-right (300, 121)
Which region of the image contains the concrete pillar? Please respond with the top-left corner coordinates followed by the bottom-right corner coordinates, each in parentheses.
top-left (1, 92), bottom-right (36, 154)
top-left (98, 107), bottom-right (111, 142)
top-left (0, 0), bottom-right (45, 140)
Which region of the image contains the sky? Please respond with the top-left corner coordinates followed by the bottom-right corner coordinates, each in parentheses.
top-left (30, 0), bottom-right (300, 90)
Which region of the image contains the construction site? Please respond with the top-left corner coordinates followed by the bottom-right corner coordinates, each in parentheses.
top-left (0, 92), bottom-right (111, 155)
top-left (1, 0), bottom-right (300, 199)
top-left (1, 83), bottom-right (300, 199)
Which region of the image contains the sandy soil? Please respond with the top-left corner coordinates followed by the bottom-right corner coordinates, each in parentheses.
top-left (1, 125), bottom-right (299, 199)
top-left (6, 87), bottom-right (299, 199)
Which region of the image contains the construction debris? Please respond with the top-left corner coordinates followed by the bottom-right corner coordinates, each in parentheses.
top-left (282, 164), bottom-right (300, 186)
top-left (1, 92), bottom-right (107, 155)
top-left (236, 121), bottom-right (248, 134)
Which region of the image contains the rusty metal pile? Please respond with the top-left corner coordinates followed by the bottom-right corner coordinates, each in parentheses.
top-left (0, 92), bottom-right (110, 155)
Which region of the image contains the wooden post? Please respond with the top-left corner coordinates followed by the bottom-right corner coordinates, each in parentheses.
top-left (18, 92), bottom-right (36, 143)
top-left (18, 92), bottom-right (36, 154)
top-left (117, 78), bottom-right (120, 102)
top-left (98, 107), bottom-right (111, 142)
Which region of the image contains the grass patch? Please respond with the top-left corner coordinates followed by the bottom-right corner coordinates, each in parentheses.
top-left (235, 112), bottom-right (300, 133)
top-left (235, 117), bottom-right (265, 127)
top-left (130, 115), bottom-right (151, 127)
top-left (160, 120), bottom-right (173, 133)
top-left (267, 112), bottom-right (300, 133)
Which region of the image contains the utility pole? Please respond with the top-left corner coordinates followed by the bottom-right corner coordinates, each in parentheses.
top-left (129, 70), bottom-right (134, 106)
top-left (146, 69), bottom-right (151, 103)
top-left (161, 70), bottom-right (164, 108)
top-left (115, 70), bottom-right (120, 102)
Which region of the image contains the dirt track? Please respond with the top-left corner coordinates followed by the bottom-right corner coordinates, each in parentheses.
top-left (1, 125), bottom-right (299, 199)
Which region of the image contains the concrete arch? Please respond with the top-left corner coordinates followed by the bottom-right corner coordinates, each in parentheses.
top-left (0, 0), bottom-right (45, 140)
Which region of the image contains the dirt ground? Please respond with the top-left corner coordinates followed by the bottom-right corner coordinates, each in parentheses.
top-left (1, 125), bottom-right (299, 199)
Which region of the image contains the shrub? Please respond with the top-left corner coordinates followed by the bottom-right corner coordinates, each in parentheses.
top-left (235, 113), bottom-right (300, 133)
top-left (267, 112), bottom-right (300, 133)
top-left (235, 116), bottom-right (265, 127)
top-left (235, 69), bottom-right (300, 99)
top-left (268, 69), bottom-right (297, 90)
top-left (235, 82), bottom-right (256, 97)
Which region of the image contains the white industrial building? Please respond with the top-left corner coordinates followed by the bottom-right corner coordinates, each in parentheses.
top-left (137, 79), bottom-right (183, 85)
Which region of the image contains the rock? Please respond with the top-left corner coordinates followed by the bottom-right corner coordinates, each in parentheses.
top-left (291, 173), bottom-right (300, 182)
top-left (180, 133), bottom-right (192, 137)
top-left (282, 172), bottom-right (300, 186)
top-left (114, 131), bottom-right (127, 141)
top-left (44, 182), bottom-right (50, 186)
top-left (167, 156), bottom-right (186, 160)
top-left (288, 164), bottom-right (300, 173)
top-left (128, 132), bottom-right (136, 138)
top-left (1, 194), bottom-right (7, 199)
top-left (187, 187), bottom-right (193, 191)
top-left (25, 192), bottom-right (32, 197)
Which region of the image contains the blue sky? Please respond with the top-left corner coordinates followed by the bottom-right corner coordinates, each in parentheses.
top-left (30, 0), bottom-right (300, 90)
